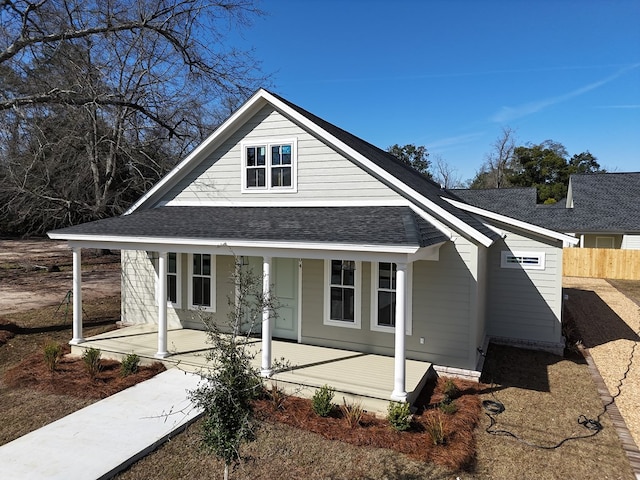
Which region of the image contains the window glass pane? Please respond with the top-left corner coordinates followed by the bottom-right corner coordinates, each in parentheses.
top-left (193, 254), bottom-right (201, 275)
top-left (193, 277), bottom-right (203, 305)
top-left (281, 144), bottom-right (292, 164)
top-left (343, 265), bottom-right (354, 286)
top-left (378, 291), bottom-right (395, 326)
top-left (272, 145), bottom-right (281, 165)
top-left (343, 288), bottom-right (355, 321)
top-left (202, 254), bottom-right (211, 276)
top-left (168, 253), bottom-right (176, 273)
top-left (271, 166), bottom-right (292, 187)
top-left (247, 168), bottom-right (266, 187)
top-left (331, 260), bottom-right (342, 285)
top-left (257, 146), bottom-right (266, 166)
top-left (246, 147), bottom-right (256, 166)
top-left (202, 278), bottom-right (211, 306)
top-left (168, 275), bottom-right (177, 303)
top-left (379, 262), bottom-right (391, 289)
top-left (330, 287), bottom-right (343, 320)
top-left (390, 263), bottom-right (397, 290)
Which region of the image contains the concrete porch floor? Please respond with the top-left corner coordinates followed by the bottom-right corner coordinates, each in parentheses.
top-left (70, 324), bottom-right (434, 413)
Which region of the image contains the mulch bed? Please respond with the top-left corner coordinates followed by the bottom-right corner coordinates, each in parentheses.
top-left (2, 345), bottom-right (165, 399)
top-left (254, 378), bottom-right (482, 471)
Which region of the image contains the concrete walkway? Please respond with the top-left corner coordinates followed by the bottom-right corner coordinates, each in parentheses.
top-left (0, 369), bottom-right (202, 480)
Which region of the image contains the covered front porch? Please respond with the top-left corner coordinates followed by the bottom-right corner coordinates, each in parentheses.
top-left (70, 324), bottom-right (434, 414)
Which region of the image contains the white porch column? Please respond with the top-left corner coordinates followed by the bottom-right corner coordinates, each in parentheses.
top-left (391, 262), bottom-right (408, 401)
top-left (580, 234), bottom-right (585, 248)
top-left (155, 251), bottom-right (169, 358)
top-left (70, 247), bottom-right (84, 345)
top-left (261, 256), bottom-right (273, 377)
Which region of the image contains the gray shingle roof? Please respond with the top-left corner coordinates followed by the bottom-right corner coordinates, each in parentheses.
top-left (452, 172), bottom-right (640, 233)
top-left (51, 206), bottom-right (448, 248)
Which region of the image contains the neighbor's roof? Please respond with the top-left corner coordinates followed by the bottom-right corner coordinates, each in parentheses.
top-left (452, 172), bottom-right (640, 233)
top-left (48, 206), bottom-right (449, 249)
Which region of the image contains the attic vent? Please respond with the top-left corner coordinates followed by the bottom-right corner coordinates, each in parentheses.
top-left (500, 251), bottom-right (546, 270)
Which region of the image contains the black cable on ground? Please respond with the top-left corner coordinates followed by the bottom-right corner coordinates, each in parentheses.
top-left (481, 323), bottom-right (638, 450)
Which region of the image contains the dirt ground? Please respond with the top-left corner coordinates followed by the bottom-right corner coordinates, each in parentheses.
top-left (563, 276), bottom-right (640, 449)
top-left (0, 239), bottom-right (120, 315)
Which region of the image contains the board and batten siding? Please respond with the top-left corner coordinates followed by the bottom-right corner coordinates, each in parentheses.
top-left (161, 105), bottom-right (403, 205)
top-left (486, 228), bottom-right (563, 345)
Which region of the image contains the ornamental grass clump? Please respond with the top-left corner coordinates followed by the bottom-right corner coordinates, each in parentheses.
top-left (340, 398), bottom-right (364, 429)
top-left (312, 384), bottom-right (335, 417)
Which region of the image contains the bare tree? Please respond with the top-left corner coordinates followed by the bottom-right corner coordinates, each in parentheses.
top-left (469, 127), bottom-right (517, 189)
top-left (0, 0), bottom-right (267, 234)
top-left (431, 154), bottom-right (463, 189)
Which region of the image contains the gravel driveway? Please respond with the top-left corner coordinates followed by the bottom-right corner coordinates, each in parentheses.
top-left (563, 277), bottom-right (640, 449)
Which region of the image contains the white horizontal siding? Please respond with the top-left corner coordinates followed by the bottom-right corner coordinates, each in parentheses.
top-left (622, 235), bottom-right (640, 250)
top-left (486, 227), bottom-right (563, 344)
top-left (162, 105), bottom-right (403, 205)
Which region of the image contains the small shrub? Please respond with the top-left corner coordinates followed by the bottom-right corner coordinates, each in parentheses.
top-left (120, 353), bottom-right (140, 377)
top-left (82, 347), bottom-right (102, 378)
top-left (43, 341), bottom-right (63, 372)
top-left (387, 400), bottom-right (412, 431)
top-left (438, 399), bottom-right (458, 415)
top-left (424, 411), bottom-right (447, 445)
top-left (340, 398), bottom-right (364, 429)
top-left (312, 384), bottom-right (335, 417)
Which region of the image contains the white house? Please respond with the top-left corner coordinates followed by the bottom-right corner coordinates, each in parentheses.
top-left (48, 89), bottom-right (577, 402)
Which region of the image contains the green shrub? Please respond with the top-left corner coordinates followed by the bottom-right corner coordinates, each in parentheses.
top-left (120, 353), bottom-right (140, 377)
top-left (340, 398), bottom-right (364, 429)
top-left (438, 399), bottom-right (458, 415)
top-left (311, 384), bottom-right (335, 417)
top-left (442, 378), bottom-right (459, 399)
top-left (387, 400), bottom-right (412, 431)
top-left (43, 341), bottom-right (63, 372)
top-left (82, 347), bottom-right (102, 378)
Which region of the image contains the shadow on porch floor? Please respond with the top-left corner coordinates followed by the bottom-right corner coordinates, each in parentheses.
top-left (70, 324), bottom-right (434, 414)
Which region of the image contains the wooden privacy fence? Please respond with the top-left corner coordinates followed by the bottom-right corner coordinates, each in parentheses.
top-left (563, 248), bottom-right (640, 280)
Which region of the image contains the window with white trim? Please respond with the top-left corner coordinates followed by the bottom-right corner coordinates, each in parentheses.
top-left (595, 236), bottom-right (615, 249)
top-left (189, 253), bottom-right (216, 311)
top-left (324, 259), bottom-right (361, 328)
top-left (370, 262), bottom-right (413, 334)
top-left (242, 139), bottom-right (297, 192)
top-left (167, 252), bottom-right (181, 307)
top-left (500, 251), bottom-right (546, 270)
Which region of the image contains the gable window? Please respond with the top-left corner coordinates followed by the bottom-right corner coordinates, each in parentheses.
top-left (242, 139), bottom-right (297, 192)
top-left (189, 253), bottom-right (216, 311)
top-left (500, 251), bottom-right (545, 270)
top-left (371, 262), bottom-right (413, 334)
top-left (324, 259), bottom-right (361, 328)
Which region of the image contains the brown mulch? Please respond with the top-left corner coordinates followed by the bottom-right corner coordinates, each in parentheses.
top-left (254, 377), bottom-right (482, 471)
top-left (3, 345), bottom-right (166, 399)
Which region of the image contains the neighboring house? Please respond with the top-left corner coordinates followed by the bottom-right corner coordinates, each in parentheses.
top-left (453, 172), bottom-right (640, 250)
top-left (48, 89), bottom-right (577, 400)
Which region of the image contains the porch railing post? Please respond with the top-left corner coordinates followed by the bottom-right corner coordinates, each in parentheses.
top-left (391, 262), bottom-right (408, 401)
top-left (155, 251), bottom-right (169, 358)
top-left (70, 246), bottom-right (84, 345)
top-left (261, 256), bottom-right (273, 377)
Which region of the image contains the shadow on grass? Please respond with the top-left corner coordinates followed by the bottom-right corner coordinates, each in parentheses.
top-left (479, 343), bottom-right (585, 393)
top-left (564, 287), bottom-right (640, 348)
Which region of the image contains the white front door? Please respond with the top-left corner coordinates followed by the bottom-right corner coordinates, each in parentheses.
top-left (272, 258), bottom-right (298, 340)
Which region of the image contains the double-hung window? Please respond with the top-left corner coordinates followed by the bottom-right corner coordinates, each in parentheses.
top-left (167, 252), bottom-right (180, 307)
top-left (324, 259), bottom-right (361, 328)
top-left (371, 262), bottom-right (412, 334)
top-left (189, 253), bottom-right (216, 311)
top-left (242, 139), bottom-right (297, 192)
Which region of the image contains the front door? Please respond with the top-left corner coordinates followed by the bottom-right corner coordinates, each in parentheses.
top-left (272, 258), bottom-right (298, 340)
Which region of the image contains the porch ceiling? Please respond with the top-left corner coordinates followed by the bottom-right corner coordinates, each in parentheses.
top-left (71, 325), bottom-right (434, 413)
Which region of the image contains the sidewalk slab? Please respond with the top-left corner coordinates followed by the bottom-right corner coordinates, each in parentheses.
top-left (0, 368), bottom-right (203, 480)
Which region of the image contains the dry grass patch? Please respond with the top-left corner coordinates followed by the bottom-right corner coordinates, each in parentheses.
top-left (608, 279), bottom-right (640, 306)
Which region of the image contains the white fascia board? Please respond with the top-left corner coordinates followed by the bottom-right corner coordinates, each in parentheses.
top-left (49, 233), bottom-right (420, 255)
top-left (444, 197), bottom-right (580, 246)
top-left (259, 90), bottom-right (494, 248)
top-left (124, 90), bottom-right (270, 215)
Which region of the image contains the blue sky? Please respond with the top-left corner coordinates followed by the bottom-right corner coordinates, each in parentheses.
top-left (233, 0), bottom-right (639, 183)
